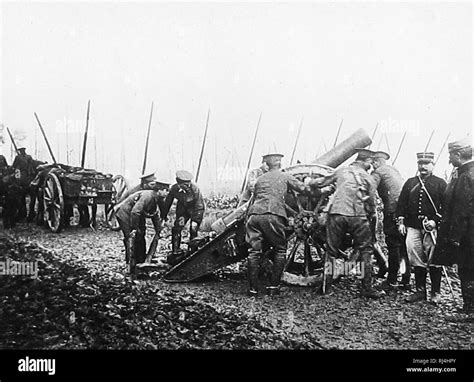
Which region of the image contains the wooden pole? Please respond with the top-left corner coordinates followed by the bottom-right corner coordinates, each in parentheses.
top-left (434, 132), bottom-right (451, 167)
top-left (141, 101), bottom-right (154, 175)
top-left (384, 133), bottom-right (391, 155)
top-left (34, 112), bottom-right (57, 164)
top-left (333, 118), bottom-right (344, 148)
top-left (6, 127), bottom-right (19, 155)
top-left (424, 129), bottom-right (435, 152)
top-left (290, 116), bottom-right (304, 166)
top-left (368, 122), bottom-right (379, 149)
top-left (81, 100), bottom-right (91, 168)
top-left (240, 112), bottom-right (262, 193)
top-left (322, 137), bottom-right (328, 153)
top-left (392, 130), bottom-right (407, 166)
top-left (66, 116), bottom-right (70, 165)
top-left (195, 109), bottom-right (210, 182)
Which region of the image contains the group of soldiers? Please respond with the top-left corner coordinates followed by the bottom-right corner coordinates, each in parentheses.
top-left (2, 134), bottom-right (472, 322)
top-left (114, 169), bottom-right (205, 271)
top-left (238, 136), bottom-right (472, 322)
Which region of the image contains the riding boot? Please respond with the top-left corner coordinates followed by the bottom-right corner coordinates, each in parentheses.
top-left (171, 227), bottom-right (182, 254)
top-left (247, 252), bottom-right (260, 296)
top-left (405, 267), bottom-right (427, 302)
top-left (387, 245), bottom-right (400, 285)
top-left (189, 222), bottom-right (199, 241)
top-left (267, 250), bottom-right (286, 295)
top-left (429, 266), bottom-right (442, 304)
top-left (374, 245), bottom-right (388, 278)
top-left (360, 252), bottom-right (385, 299)
top-left (167, 227), bottom-right (183, 265)
top-left (123, 239), bottom-right (130, 263)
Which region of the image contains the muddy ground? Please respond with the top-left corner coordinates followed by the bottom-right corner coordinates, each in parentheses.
top-left (0, 217), bottom-right (471, 351)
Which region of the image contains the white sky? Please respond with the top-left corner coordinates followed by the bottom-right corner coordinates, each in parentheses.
top-left (1, 1), bottom-right (472, 194)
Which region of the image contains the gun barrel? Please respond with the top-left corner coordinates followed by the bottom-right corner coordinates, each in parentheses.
top-left (313, 128), bottom-right (372, 168)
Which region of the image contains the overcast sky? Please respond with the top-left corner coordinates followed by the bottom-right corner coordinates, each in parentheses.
top-left (1, 1), bottom-right (472, 194)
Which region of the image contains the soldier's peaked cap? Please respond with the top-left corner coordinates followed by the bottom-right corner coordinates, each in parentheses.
top-left (373, 151), bottom-right (390, 160)
top-left (448, 136), bottom-right (472, 153)
top-left (140, 172), bottom-right (157, 182)
top-left (176, 170), bottom-right (193, 182)
top-left (354, 148), bottom-right (375, 160)
top-left (262, 153), bottom-right (284, 161)
top-left (416, 152), bottom-right (435, 163)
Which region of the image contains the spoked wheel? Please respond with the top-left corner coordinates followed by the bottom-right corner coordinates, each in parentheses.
top-left (106, 175), bottom-right (130, 230)
top-left (43, 173), bottom-right (64, 233)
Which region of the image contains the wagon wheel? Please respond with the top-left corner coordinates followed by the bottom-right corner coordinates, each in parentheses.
top-left (43, 173), bottom-right (64, 233)
top-left (106, 175), bottom-right (130, 230)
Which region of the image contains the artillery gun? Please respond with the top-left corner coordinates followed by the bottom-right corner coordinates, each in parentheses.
top-left (163, 128), bottom-right (372, 286)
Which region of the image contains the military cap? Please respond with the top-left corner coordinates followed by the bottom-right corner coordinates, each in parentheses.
top-left (176, 170), bottom-right (193, 182)
top-left (373, 151), bottom-right (390, 160)
top-left (448, 136), bottom-right (472, 153)
top-left (416, 152), bottom-right (435, 163)
top-left (354, 148), bottom-right (376, 160)
top-left (140, 172), bottom-right (157, 183)
top-left (262, 153), bottom-right (284, 165)
top-left (18, 147), bottom-right (26, 152)
top-left (262, 153), bottom-right (284, 161)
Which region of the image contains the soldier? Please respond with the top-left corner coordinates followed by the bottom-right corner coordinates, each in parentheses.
top-left (26, 160), bottom-right (46, 222)
top-left (116, 178), bottom-right (170, 273)
top-left (237, 159), bottom-right (269, 207)
top-left (12, 147), bottom-right (35, 221)
top-left (162, 170), bottom-right (205, 264)
top-left (0, 155), bottom-right (8, 211)
top-left (434, 137), bottom-right (473, 321)
top-left (245, 153), bottom-right (312, 296)
top-left (310, 149), bottom-right (384, 299)
top-left (396, 152), bottom-right (447, 304)
top-left (1, 166), bottom-right (23, 228)
top-left (116, 172), bottom-right (159, 207)
top-left (371, 150), bottom-right (410, 290)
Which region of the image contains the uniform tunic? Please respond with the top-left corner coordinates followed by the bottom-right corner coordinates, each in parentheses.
top-left (246, 169), bottom-right (307, 252)
top-left (435, 161), bottom-right (474, 269)
top-left (116, 190), bottom-right (161, 263)
top-left (162, 182), bottom-right (205, 227)
top-left (372, 164), bottom-right (404, 214)
top-left (396, 174), bottom-right (447, 268)
top-left (396, 175), bottom-right (446, 229)
top-left (321, 162), bottom-right (376, 261)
